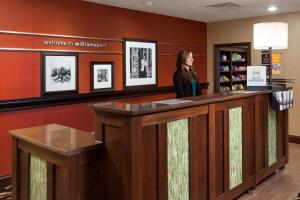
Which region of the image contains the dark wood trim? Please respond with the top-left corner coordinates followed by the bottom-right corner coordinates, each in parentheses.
top-left (12, 138), bottom-right (18, 200)
top-left (20, 151), bottom-right (29, 200)
top-left (214, 42), bottom-right (252, 49)
top-left (47, 163), bottom-right (54, 200)
top-left (284, 110), bottom-right (289, 163)
top-left (0, 175), bottom-right (11, 189)
top-left (223, 110), bottom-right (229, 193)
top-left (158, 123), bottom-right (168, 200)
top-left (141, 105), bottom-right (208, 126)
top-left (289, 135), bottom-right (300, 144)
top-left (0, 83), bottom-right (209, 113)
top-left (131, 117), bottom-right (143, 200)
top-left (208, 104), bottom-right (216, 200)
top-left (0, 86), bottom-right (173, 113)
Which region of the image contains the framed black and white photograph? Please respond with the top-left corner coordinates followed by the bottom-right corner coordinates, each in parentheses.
top-left (123, 39), bottom-right (157, 89)
top-left (41, 52), bottom-right (78, 96)
top-left (91, 62), bottom-right (114, 92)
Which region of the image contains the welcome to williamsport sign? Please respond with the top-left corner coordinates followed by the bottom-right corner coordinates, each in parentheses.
top-left (43, 40), bottom-right (107, 48)
top-left (0, 30), bottom-right (123, 53)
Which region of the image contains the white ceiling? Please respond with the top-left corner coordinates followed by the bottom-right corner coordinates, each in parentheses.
top-left (84, 0), bottom-right (300, 22)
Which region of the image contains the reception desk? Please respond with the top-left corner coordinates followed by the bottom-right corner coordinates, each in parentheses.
top-left (91, 90), bottom-right (288, 200)
top-left (10, 124), bottom-right (102, 200)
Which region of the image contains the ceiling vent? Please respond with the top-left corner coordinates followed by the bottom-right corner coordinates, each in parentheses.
top-left (204, 2), bottom-right (243, 9)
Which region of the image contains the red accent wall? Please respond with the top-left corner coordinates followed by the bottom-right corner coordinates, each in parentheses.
top-left (0, 0), bottom-right (207, 176)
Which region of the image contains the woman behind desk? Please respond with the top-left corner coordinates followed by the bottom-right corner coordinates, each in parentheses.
top-left (173, 50), bottom-right (202, 98)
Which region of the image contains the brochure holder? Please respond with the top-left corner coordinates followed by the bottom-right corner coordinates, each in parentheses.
top-left (272, 90), bottom-right (293, 110)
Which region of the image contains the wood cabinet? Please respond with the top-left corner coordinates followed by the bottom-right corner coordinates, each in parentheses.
top-left (10, 124), bottom-right (103, 200)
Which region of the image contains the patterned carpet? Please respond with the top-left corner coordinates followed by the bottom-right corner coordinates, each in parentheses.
top-left (0, 185), bottom-right (11, 200)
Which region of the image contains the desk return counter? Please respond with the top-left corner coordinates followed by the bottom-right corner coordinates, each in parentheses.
top-left (91, 90), bottom-right (288, 200)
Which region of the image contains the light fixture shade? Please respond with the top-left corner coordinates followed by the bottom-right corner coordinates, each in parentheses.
top-left (253, 22), bottom-right (288, 49)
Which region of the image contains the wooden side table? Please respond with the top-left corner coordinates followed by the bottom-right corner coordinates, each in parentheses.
top-left (10, 124), bottom-right (103, 200)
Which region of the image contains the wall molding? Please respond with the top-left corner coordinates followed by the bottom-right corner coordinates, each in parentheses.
top-left (0, 175), bottom-right (11, 189)
top-left (0, 83), bottom-right (209, 113)
top-left (0, 29), bottom-right (207, 48)
top-left (0, 47), bottom-right (123, 54)
top-left (0, 48), bottom-right (207, 57)
top-left (0, 86), bottom-right (173, 113)
top-left (0, 29), bottom-right (123, 42)
top-left (289, 135), bottom-right (300, 144)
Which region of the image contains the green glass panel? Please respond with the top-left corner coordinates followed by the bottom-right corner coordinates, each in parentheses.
top-left (268, 103), bottom-right (277, 166)
top-left (30, 155), bottom-right (47, 200)
top-left (229, 107), bottom-right (243, 189)
top-left (167, 118), bottom-right (189, 200)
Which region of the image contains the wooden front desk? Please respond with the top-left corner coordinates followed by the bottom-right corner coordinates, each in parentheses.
top-left (91, 91), bottom-right (288, 200)
top-left (10, 124), bottom-right (102, 200)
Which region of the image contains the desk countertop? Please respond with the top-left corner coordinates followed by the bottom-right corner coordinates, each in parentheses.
top-left (9, 124), bottom-right (102, 156)
top-left (91, 90), bottom-right (271, 116)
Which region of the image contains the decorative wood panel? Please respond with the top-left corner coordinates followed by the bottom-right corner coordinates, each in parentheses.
top-left (229, 107), bottom-right (243, 189)
top-left (29, 155), bottom-right (47, 200)
top-left (268, 103), bottom-right (277, 166)
top-left (213, 97), bottom-right (256, 200)
top-left (167, 119), bottom-right (189, 200)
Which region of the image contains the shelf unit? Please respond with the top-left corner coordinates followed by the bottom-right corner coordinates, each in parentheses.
top-left (214, 44), bottom-right (251, 92)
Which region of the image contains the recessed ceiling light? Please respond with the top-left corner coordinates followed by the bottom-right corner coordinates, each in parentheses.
top-left (143, 1), bottom-right (153, 6)
top-left (268, 6), bottom-right (278, 12)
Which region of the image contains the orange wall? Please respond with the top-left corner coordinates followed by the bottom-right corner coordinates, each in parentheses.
top-left (0, 0), bottom-right (207, 176)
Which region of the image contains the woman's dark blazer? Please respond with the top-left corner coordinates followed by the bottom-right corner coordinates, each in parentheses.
top-left (173, 69), bottom-right (202, 98)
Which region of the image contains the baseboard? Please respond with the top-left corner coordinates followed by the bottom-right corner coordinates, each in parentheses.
top-left (289, 135), bottom-right (300, 144)
top-left (0, 175), bottom-right (11, 189)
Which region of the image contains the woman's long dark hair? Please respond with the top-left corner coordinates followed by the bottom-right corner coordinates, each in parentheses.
top-left (176, 50), bottom-right (198, 81)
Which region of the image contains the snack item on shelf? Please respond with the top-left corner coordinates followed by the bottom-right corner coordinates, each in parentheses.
top-left (220, 75), bottom-right (230, 82)
top-left (221, 55), bottom-right (227, 61)
top-left (232, 66), bottom-right (247, 72)
top-left (220, 86), bottom-right (230, 92)
top-left (232, 84), bottom-right (245, 91)
top-left (232, 53), bottom-right (246, 62)
top-left (220, 65), bottom-right (230, 72)
top-left (232, 74), bottom-right (246, 81)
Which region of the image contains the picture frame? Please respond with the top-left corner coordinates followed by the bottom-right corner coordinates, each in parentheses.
top-left (41, 52), bottom-right (78, 96)
top-left (90, 62), bottom-right (114, 92)
top-left (123, 38), bottom-right (157, 89)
